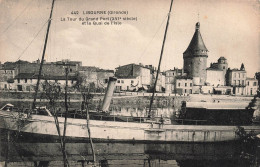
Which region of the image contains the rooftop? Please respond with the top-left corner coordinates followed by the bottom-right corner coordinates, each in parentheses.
top-left (206, 68), bottom-right (223, 71)
top-left (15, 73), bottom-right (77, 80)
top-left (175, 76), bottom-right (192, 80)
top-left (246, 77), bottom-right (257, 80)
top-left (183, 22), bottom-right (208, 55)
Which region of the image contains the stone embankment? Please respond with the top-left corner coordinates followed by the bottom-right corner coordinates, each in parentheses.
top-left (0, 91), bottom-right (258, 115)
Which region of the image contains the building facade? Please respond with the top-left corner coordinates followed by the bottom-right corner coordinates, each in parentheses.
top-left (151, 71), bottom-right (165, 92)
top-left (209, 57), bottom-right (228, 85)
top-left (0, 67), bottom-right (15, 90)
top-left (115, 77), bottom-right (139, 91)
top-left (174, 76), bottom-right (193, 95)
top-left (115, 64), bottom-right (152, 91)
top-left (78, 66), bottom-right (114, 91)
top-left (226, 65), bottom-right (247, 95)
top-left (165, 68), bottom-right (184, 93)
top-left (206, 68), bottom-right (225, 86)
top-left (245, 78), bottom-right (258, 95)
top-left (13, 73), bottom-right (77, 92)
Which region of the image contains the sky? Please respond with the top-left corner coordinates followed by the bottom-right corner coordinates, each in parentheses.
top-left (0, 0), bottom-right (259, 77)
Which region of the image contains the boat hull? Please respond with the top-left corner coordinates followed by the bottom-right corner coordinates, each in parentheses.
top-left (0, 110), bottom-right (259, 143)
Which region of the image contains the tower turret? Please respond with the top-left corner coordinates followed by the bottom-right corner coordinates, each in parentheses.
top-left (183, 22), bottom-right (208, 85)
top-left (217, 57), bottom-right (228, 85)
top-left (240, 63), bottom-right (245, 71)
top-left (217, 57), bottom-right (228, 73)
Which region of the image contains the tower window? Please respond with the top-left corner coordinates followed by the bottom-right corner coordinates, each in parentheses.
top-left (223, 66), bottom-right (225, 69)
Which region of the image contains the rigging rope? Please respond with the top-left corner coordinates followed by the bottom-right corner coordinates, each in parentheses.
top-left (16, 20), bottom-right (49, 61)
top-left (137, 14), bottom-right (168, 63)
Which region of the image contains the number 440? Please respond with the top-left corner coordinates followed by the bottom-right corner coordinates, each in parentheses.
top-left (71, 11), bottom-right (79, 15)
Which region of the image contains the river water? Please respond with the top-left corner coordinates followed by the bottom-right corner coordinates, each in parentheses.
top-left (0, 138), bottom-right (259, 167)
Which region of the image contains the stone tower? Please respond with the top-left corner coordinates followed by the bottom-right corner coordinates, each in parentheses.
top-left (183, 22), bottom-right (208, 85)
top-left (217, 57), bottom-right (228, 75)
top-left (217, 57), bottom-right (228, 85)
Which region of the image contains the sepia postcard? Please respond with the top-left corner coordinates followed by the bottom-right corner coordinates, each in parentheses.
top-left (0, 0), bottom-right (259, 166)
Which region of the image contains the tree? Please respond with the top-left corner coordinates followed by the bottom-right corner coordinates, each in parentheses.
top-left (75, 81), bottom-right (96, 165)
top-left (41, 80), bottom-right (69, 167)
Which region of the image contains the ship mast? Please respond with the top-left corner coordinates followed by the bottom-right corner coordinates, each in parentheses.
top-left (148, 0), bottom-right (174, 117)
top-left (32, 0), bottom-right (55, 109)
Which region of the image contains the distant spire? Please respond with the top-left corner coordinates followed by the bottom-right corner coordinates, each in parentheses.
top-left (240, 63), bottom-right (245, 70)
top-left (196, 22), bottom-right (200, 31)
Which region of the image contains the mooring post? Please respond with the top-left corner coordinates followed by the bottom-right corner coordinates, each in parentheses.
top-left (5, 131), bottom-right (10, 167)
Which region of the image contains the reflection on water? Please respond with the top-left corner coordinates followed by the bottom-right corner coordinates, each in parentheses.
top-left (0, 98), bottom-right (179, 118)
top-left (0, 139), bottom-right (259, 167)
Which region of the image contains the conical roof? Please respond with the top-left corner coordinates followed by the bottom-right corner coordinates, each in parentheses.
top-left (184, 22), bottom-right (208, 55)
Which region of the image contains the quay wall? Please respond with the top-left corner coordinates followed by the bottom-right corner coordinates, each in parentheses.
top-left (0, 91), bottom-right (258, 118)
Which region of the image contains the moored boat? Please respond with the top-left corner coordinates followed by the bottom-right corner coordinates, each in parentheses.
top-left (0, 0), bottom-right (259, 144)
top-left (0, 102), bottom-right (259, 143)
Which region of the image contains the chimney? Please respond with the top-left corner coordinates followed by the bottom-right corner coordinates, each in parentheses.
top-left (101, 77), bottom-right (117, 112)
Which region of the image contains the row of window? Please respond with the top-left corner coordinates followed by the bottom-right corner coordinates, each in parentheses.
top-left (183, 89), bottom-right (192, 94)
top-left (3, 70), bottom-right (13, 74)
top-left (233, 73), bottom-right (245, 78)
top-left (17, 79), bottom-right (32, 83)
top-left (232, 80), bottom-right (257, 86)
top-left (233, 80), bottom-right (245, 86)
top-left (117, 80), bottom-right (134, 84)
top-left (166, 72), bottom-right (175, 77)
top-left (177, 82), bottom-right (192, 87)
top-left (17, 79), bottom-right (76, 84)
top-left (247, 81), bottom-right (257, 86)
